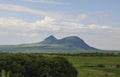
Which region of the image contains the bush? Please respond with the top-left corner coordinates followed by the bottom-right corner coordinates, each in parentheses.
top-left (116, 64), bottom-right (120, 68)
top-left (97, 64), bottom-right (105, 68)
top-left (0, 54), bottom-right (77, 77)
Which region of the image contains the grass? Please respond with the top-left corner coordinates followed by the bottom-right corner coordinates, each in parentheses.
top-left (63, 56), bottom-right (120, 77)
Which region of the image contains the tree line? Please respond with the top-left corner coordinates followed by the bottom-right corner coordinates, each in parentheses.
top-left (0, 54), bottom-right (77, 77)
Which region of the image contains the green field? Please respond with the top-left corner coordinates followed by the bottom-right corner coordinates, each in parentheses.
top-left (62, 55), bottom-right (120, 77)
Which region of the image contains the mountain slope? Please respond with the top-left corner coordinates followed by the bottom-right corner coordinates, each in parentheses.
top-left (0, 35), bottom-right (98, 53)
top-left (59, 36), bottom-right (96, 50)
top-left (40, 35), bottom-right (97, 50)
top-left (41, 35), bottom-right (58, 44)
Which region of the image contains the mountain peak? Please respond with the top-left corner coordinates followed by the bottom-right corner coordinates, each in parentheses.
top-left (62, 36), bottom-right (81, 40)
top-left (41, 35), bottom-right (97, 50)
top-left (41, 35), bottom-right (58, 44)
top-left (46, 35), bottom-right (56, 40)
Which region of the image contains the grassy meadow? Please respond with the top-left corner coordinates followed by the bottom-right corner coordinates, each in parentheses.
top-left (63, 55), bottom-right (120, 77)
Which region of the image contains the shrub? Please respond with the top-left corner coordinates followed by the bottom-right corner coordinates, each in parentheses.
top-left (116, 64), bottom-right (120, 68)
top-left (97, 64), bottom-right (105, 68)
top-left (0, 54), bottom-right (77, 77)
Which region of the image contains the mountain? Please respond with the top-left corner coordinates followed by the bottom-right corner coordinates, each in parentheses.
top-left (0, 35), bottom-right (98, 53)
top-left (41, 35), bottom-right (58, 44)
top-left (40, 35), bottom-right (97, 50)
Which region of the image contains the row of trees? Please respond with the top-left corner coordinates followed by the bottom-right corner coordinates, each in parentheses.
top-left (0, 54), bottom-right (77, 77)
top-left (51, 52), bottom-right (120, 56)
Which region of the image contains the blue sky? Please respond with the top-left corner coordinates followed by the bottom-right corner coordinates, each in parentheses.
top-left (0, 0), bottom-right (120, 50)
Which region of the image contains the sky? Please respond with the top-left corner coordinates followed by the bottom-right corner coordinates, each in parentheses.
top-left (0, 0), bottom-right (120, 50)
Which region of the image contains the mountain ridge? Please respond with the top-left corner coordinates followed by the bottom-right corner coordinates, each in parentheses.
top-left (41, 35), bottom-right (58, 44)
top-left (40, 35), bottom-right (97, 50)
top-left (0, 35), bottom-right (98, 53)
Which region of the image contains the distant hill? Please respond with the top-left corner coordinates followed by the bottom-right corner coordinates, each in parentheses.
top-left (0, 35), bottom-right (98, 53)
top-left (41, 35), bottom-right (97, 50)
top-left (41, 35), bottom-right (58, 44)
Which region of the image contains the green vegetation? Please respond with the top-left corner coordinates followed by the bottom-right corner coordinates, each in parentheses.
top-left (0, 53), bottom-right (120, 77)
top-left (1, 69), bottom-right (10, 77)
top-left (64, 55), bottom-right (120, 77)
top-left (0, 54), bottom-right (77, 77)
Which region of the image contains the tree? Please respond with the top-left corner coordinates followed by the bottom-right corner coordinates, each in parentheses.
top-left (1, 69), bottom-right (10, 77)
top-left (0, 54), bottom-right (78, 77)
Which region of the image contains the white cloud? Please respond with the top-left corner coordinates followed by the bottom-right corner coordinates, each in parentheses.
top-left (0, 17), bottom-right (27, 26)
top-left (97, 13), bottom-right (109, 19)
top-left (0, 16), bottom-right (120, 50)
top-left (40, 16), bottom-right (56, 23)
top-left (0, 3), bottom-right (89, 22)
top-left (0, 32), bottom-right (8, 35)
top-left (88, 24), bottom-right (111, 29)
top-left (0, 16), bottom-right (113, 34)
top-left (32, 16), bottom-right (59, 31)
top-left (59, 13), bottom-right (88, 22)
top-left (78, 13), bottom-right (88, 21)
top-left (0, 17), bottom-right (31, 32)
top-left (0, 3), bottom-right (58, 16)
top-left (21, 0), bottom-right (64, 5)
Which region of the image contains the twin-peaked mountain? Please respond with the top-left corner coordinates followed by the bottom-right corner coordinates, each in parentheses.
top-left (40, 35), bottom-right (97, 50)
top-left (0, 35), bottom-right (98, 53)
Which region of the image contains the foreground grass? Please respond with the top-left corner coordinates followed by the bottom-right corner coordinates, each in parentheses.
top-left (63, 56), bottom-right (120, 77)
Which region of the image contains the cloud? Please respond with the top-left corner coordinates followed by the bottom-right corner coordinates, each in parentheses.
top-left (97, 13), bottom-right (109, 19)
top-left (40, 16), bottom-right (56, 23)
top-left (0, 17), bottom-right (31, 32)
top-left (32, 16), bottom-right (60, 31)
top-left (58, 13), bottom-right (88, 22)
top-left (0, 3), bottom-right (89, 22)
top-left (21, 0), bottom-right (64, 5)
top-left (0, 16), bottom-right (120, 49)
top-left (88, 24), bottom-right (111, 29)
top-left (0, 17), bottom-right (27, 26)
top-left (0, 3), bottom-right (63, 18)
top-left (78, 13), bottom-right (88, 21)
top-left (0, 16), bottom-right (113, 34)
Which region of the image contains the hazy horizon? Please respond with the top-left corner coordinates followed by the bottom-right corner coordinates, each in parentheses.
top-left (0, 0), bottom-right (120, 50)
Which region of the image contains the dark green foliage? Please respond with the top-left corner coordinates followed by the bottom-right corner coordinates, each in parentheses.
top-left (0, 54), bottom-right (77, 77)
top-left (116, 64), bottom-right (120, 68)
top-left (97, 64), bottom-right (105, 68)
